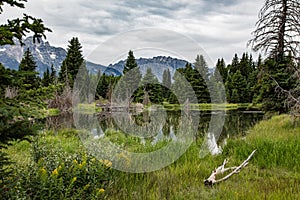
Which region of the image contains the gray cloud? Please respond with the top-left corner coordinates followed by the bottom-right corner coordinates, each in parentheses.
top-left (0, 0), bottom-right (262, 64)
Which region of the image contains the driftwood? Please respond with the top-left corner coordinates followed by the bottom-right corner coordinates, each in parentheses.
top-left (204, 150), bottom-right (256, 186)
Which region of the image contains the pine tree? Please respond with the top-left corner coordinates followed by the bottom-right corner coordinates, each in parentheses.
top-left (123, 50), bottom-right (138, 74)
top-left (50, 64), bottom-right (57, 84)
top-left (0, 1), bottom-right (51, 193)
top-left (193, 55), bottom-right (210, 103)
top-left (0, 0), bottom-right (51, 46)
top-left (42, 67), bottom-right (51, 87)
top-left (19, 48), bottom-right (39, 89)
top-left (58, 37), bottom-right (84, 88)
top-left (140, 68), bottom-right (163, 104)
top-left (162, 69), bottom-right (172, 100)
top-left (256, 57), bottom-right (295, 112)
top-left (229, 70), bottom-right (247, 103)
top-left (228, 54), bottom-right (239, 75)
top-left (248, 0), bottom-right (300, 60)
top-left (214, 58), bottom-right (227, 83)
top-left (115, 50), bottom-right (142, 103)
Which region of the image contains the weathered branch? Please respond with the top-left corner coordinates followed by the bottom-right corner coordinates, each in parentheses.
top-left (204, 150), bottom-right (256, 186)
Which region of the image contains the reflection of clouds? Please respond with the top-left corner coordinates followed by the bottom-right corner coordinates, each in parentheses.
top-left (168, 126), bottom-right (177, 142)
top-left (92, 128), bottom-right (104, 139)
top-left (206, 132), bottom-right (222, 155)
top-left (151, 126), bottom-right (164, 145)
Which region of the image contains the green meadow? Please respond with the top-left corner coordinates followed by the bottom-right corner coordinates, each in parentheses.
top-left (3, 114), bottom-right (300, 199)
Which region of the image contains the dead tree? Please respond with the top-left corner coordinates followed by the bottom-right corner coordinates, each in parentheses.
top-left (248, 0), bottom-right (300, 60)
top-left (204, 150), bottom-right (256, 186)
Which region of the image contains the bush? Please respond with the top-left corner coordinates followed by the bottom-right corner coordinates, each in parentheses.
top-left (2, 132), bottom-right (114, 199)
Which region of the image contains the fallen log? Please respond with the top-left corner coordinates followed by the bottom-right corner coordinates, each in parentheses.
top-left (204, 150), bottom-right (256, 186)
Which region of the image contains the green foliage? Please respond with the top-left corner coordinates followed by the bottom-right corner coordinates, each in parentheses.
top-left (137, 68), bottom-right (163, 104)
top-left (0, 0), bottom-right (51, 45)
top-left (58, 37), bottom-right (85, 88)
top-left (214, 58), bottom-right (227, 83)
top-left (2, 130), bottom-right (113, 199)
top-left (255, 57), bottom-right (295, 112)
top-left (107, 115), bottom-right (300, 199)
top-left (123, 50), bottom-right (138, 74)
top-left (42, 67), bottom-right (51, 87)
top-left (115, 50), bottom-right (142, 102)
top-left (169, 55), bottom-right (210, 104)
top-left (18, 48), bottom-right (40, 89)
top-left (225, 53), bottom-right (258, 103)
top-left (96, 73), bottom-right (120, 100)
top-left (228, 70), bottom-right (247, 103)
top-left (162, 69), bottom-right (172, 100)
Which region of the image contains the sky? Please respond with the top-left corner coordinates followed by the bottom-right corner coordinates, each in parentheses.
top-left (1, 0), bottom-right (264, 66)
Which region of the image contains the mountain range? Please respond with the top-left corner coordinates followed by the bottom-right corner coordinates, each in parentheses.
top-left (0, 37), bottom-right (200, 79)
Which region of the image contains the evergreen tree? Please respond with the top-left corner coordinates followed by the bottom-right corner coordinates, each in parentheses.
top-left (256, 58), bottom-right (295, 112)
top-left (123, 50), bottom-right (138, 74)
top-left (0, 64), bottom-right (12, 95)
top-left (210, 59), bottom-right (227, 103)
top-left (227, 54), bottom-right (239, 75)
top-left (50, 64), bottom-right (57, 84)
top-left (194, 55), bottom-right (209, 82)
top-left (193, 55), bottom-right (210, 103)
top-left (229, 70), bottom-right (247, 103)
top-left (42, 67), bottom-right (51, 87)
top-left (214, 58), bottom-right (227, 83)
top-left (0, 0), bottom-right (51, 46)
top-left (162, 69), bottom-right (172, 100)
top-left (0, 2), bottom-right (51, 195)
top-left (140, 68), bottom-right (163, 104)
top-left (18, 48), bottom-right (39, 89)
top-left (115, 50), bottom-right (142, 103)
top-left (169, 65), bottom-right (196, 104)
top-left (97, 73), bottom-right (109, 99)
top-left (58, 37), bottom-right (84, 88)
top-left (248, 0), bottom-right (300, 60)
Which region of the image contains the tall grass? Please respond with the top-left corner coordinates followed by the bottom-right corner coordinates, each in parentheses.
top-left (3, 115), bottom-right (300, 199)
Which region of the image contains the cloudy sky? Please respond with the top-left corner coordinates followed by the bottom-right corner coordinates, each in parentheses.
top-left (1, 0), bottom-right (264, 66)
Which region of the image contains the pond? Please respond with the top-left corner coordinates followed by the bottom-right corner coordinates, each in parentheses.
top-left (46, 109), bottom-right (264, 149)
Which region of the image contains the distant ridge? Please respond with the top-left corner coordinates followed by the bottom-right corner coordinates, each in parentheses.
top-left (0, 37), bottom-right (205, 79)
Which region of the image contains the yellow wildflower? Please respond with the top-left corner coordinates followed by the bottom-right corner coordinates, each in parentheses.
top-left (79, 161), bottom-right (86, 169)
top-left (40, 167), bottom-right (47, 175)
top-left (98, 188), bottom-right (105, 194)
top-left (102, 159), bottom-right (112, 168)
top-left (58, 165), bottom-right (62, 170)
top-left (73, 159), bottom-right (78, 164)
top-left (52, 168), bottom-right (58, 176)
top-left (72, 177), bottom-right (77, 182)
top-left (83, 184), bottom-right (90, 190)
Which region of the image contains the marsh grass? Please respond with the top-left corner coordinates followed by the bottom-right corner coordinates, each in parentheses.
top-left (162, 103), bottom-right (261, 111)
top-left (106, 115), bottom-right (300, 199)
top-left (4, 115), bottom-right (300, 199)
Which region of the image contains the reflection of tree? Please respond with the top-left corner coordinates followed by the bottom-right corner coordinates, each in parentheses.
top-left (46, 113), bottom-right (74, 130)
top-left (220, 111), bottom-right (264, 140)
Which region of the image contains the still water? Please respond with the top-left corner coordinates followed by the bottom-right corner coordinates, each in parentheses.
top-left (46, 109), bottom-right (264, 144)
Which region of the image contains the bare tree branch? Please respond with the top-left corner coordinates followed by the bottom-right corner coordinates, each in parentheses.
top-left (204, 150), bottom-right (256, 186)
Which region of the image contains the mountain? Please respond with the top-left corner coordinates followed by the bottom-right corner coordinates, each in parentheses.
top-left (109, 56), bottom-right (188, 81)
top-left (0, 37), bottom-right (66, 75)
top-left (0, 37), bottom-right (120, 76)
top-left (0, 37), bottom-right (214, 79)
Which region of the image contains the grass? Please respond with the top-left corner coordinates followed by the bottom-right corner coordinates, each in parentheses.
top-left (106, 114), bottom-right (300, 199)
top-left (73, 103), bottom-right (102, 114)
top-left (4, 114), bottom-right (300, 199)
top-left (162, 102), bottom-right (262, 111)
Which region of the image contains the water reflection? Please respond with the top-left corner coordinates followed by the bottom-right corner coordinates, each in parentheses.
top-left (46, 110), bottom-right (264, 154)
